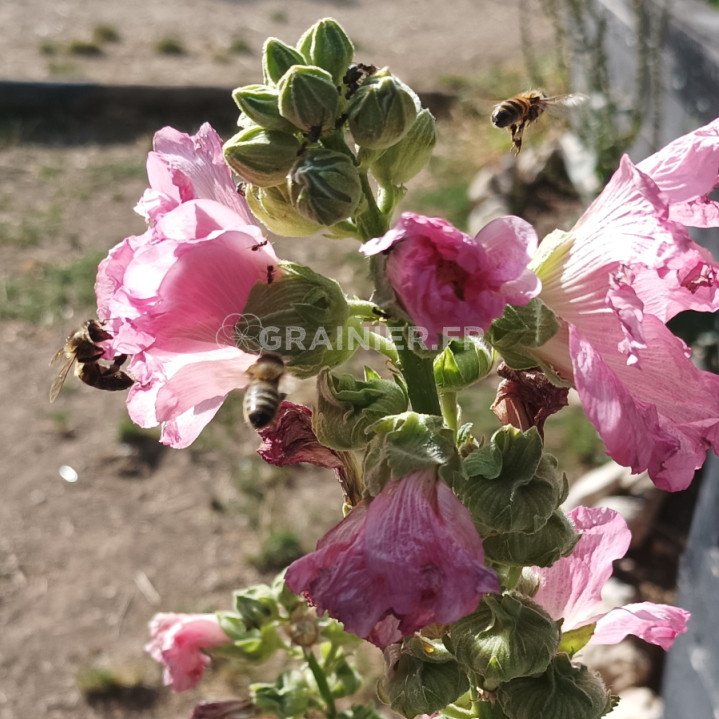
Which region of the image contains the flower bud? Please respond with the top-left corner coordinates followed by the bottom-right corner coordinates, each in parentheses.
top-left (223, 127), bottom-right (301, 187)
top-left (263, 37), bottom-right (305, 85)
top-left (446, 593), bottom-right (560, 690)
top-left (346, 69), bottom-right (418, 150)
top-left (215, 618), bottom-right (283, 663)
top-left (232, 84), bottom-right (296, 133)
top-left (361, 412), bottom-right (462, 496)
top-left (288, 148), bottom-right (362, 226)
top-left (482, 510), bottom-right (580, 567)
top-left (241, 262), bottom-right (356, 377)
top-left (461, 426), bottom-right (567, 535)
top-left (297, 18), bottom-right (354, 85)
top-left (246, 184), bottom-right (323, 237)
top-left (233, 584), bottom-right (279, 630)
top-left (277, 65), bottom-right (340, 133)
top-left (497, 655), bottom-right (614, 719)
top-left (313, 367), bottom-right (408, 450)
top-left (379, 654), bottom-right (469, 719)
top-left (371, 108), bottom-right (437, 186)
top-left (287, 607), bottom-right (320, 647)
top-left (252, 670), bottom-right (311, 717)
top-left (434, 337), bottom-right (494, 393)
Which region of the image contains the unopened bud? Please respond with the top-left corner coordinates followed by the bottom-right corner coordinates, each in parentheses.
top-left (223, 127), bottom-right (301, 187)
top-left (233, 584), bottom-right (279, 630)
top-left (288, 148), bottom-right (362, 226)
top-left (246, 184), bottom-right (323, 237)
top-left (371, 108), bottom-right (437, 186)
top-left (288, 607), bottom-right (320, 647)
top-left (497, 655), bottom-right (614, 719)
top-left (297, 18), bottom-right (354, 84)
top-left (482, 509), bottom-right (580, 567)
top-left (379, 654), bottom-right (469, 719)
top-left (446, 593), bottom-right (559, 690)
top-left (232, 84), bottom-right (296, 133)
top-left (434, 336), bottom-right (494, 393)
top-left (252, 671), bottom-right (311, 717)
top-left (346, 69), bottom-right (418, 150)
top-left (277, 65), bottom-right (340, 133)
top-left (313, 367), bottom-right (408, 451)
top-left (263, 37), bottom-right (305, 85)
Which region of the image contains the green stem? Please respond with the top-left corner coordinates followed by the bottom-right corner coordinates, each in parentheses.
top-left (504, 565), bottom-right (523, 591)
top-left (378, 184), bottom-right (406, 217)
top-left (469, 683), bottom-right (493, 719)
top-left (392, 330), bottom-right (441, 416)
top-left (347, 298), bottom-right (385, 321)
top-left (355, 170), bottom-right (388, 240)
top-left (440, 391), bottom-right (459, 437)
top-left (364, 329), bottom-right (400, 366)
top-left (304, 647), bottom-right (337, 719)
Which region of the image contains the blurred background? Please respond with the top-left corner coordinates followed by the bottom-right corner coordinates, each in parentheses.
top-left (1, 0), bottom-right (718, 717)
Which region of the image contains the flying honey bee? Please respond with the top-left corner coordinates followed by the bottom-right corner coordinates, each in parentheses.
top-left (491, 90), bottom-right (588, 154)
top-left (243, 352), bottom-right (286, 430)
top-left (49, 319), bottom-right (133, 402)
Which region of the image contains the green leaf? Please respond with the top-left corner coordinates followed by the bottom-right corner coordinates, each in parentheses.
top-left (558, 623), bottom-right (596, 656)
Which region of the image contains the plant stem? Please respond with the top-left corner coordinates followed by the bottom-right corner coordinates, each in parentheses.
top-left (347, 298), bottom-right (385, 320)
top-left (469, 683), bottom-right (493, 719)
top-left (304, 647), bottom-right (337, 719)
top-left (356, 170), bottom-right (389, 239)
top-left (504, 565), bottom-right (523, 591)
top-left (364, 329), bottom-right (400, 366)
top-left (393, 334), bottom-right (441, 416)
top-left (440, 391), bottom-right (459, 437)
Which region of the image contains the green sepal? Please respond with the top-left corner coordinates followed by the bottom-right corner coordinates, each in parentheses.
top-left (381, 654), bottom-right (469, 719)
top-left (327, 655), bottom-right (362, 698)
top-left (241, 261), bottom-right (355, 377)
top-left (277, 64), bottom-right (340, 133)
top-left (232, 84), bottom-right (297, 133)
top-left (371, 108), bottom-right (437, 186)
top-left (403, 635), bottom-right (456, 664)
top-left (346, 69), bottom-right (419, 150)
top-left (497, 655), bottom-right (614, 719)
top-left (482, 510), bottom-right (580, 567)
top-left (223, 126), bottom-right (301, 187)
top-left (288, 148), bottom-right (362, 226)
top-left (233, 583), bottom-right (279, 630)
top-left (446, 593), bottom-right (560, 690)
top-left (246, 183), bottom-right (324, 237)
top-left (271, 571), bottom-right (303, 613)
top-left (362, 412), bottom-right (463, 496)
top-left (461, 426), bottom-right (566, 535)
top-left (263, 37), bottom-right (306, 85)
top-left (486, 299), bottom-right (560, 371)
top-left (558, 623), bottom-right (597, 657)
top-left (252, 669), bottom-right (312, 717)
top-left (214, 619), bottom-right (283, 663)
top-left (434, 337), bottom-right (494, 393)
top-left (313, 366), bottom-right (409, 450)
top-left (297, 18), bottom-right (354, 84)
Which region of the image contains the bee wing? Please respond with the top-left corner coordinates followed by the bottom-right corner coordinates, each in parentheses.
top-left (542, 93), bottom-right (589, 118)
top-left (49, 354), bottom-right (76, 403)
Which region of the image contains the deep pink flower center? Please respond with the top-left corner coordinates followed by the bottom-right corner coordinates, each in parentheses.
top-left (435, 256), bottom-right (469, 300)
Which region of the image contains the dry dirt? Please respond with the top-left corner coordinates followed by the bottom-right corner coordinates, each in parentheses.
top-left (0, 2), bottom-right (562, 718)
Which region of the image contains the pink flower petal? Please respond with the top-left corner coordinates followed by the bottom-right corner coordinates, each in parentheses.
top-left (591, 602), bottom-right (690, 649)
top-left (534, 506), bottom-right (630, 630)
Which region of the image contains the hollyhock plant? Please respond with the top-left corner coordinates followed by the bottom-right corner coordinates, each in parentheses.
top-left (530, 120), bottom-right (719, 490)
top-left (145, 612), bottom-right (231, 692)
top-left (285, 468), bottom-right (499, 648)
top-left (360, 213), bottom-right (540, 344)
top-left (95, 123), bottom-right (278, 447)
top-left (533, 506), bottom-right (689, 650)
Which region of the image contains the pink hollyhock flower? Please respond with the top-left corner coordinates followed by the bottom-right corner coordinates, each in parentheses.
top-left (360, 213), bottom-right (540, 345)
top-left (257, 401), bottom-right (361, 506)
top-left (533, 506), bottom-right (689, 650)
top-left (95, 123), bottom-right (277, 447)
top-left (531, 119), bottom-right (719, 490)
top-left (285, 469), bottom-right (499, 648)
top-left (145, 612), bottom-right (231, 692)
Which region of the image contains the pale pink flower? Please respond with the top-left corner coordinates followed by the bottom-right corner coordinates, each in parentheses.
top-left (531, 122), bottom-right (719, 490)
top-left (360, 213), bottom-right (540, 345)
top-left (285, 469), bottom-right (499, 648)
top-left (533, 506), bottom-right (689, 650)
top-left (145, 612), bottom-right (231, 692)
top-left (95, 124), bottom-right (277, 447)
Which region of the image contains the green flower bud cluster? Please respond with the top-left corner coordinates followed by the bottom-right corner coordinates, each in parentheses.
top-left (223, 17), bottom-right (436, 236)
top-left (215, 572), bottom-right (367, 719)
top-left (461, 425), bottom-right (578, 566)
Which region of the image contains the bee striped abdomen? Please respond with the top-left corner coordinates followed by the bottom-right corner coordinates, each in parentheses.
top-left (243, 381), bottom-right (282, 429)
top-left (491, 97), bottom-right (530, 128)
